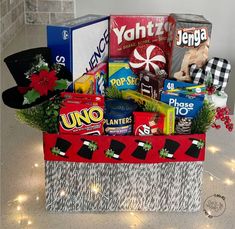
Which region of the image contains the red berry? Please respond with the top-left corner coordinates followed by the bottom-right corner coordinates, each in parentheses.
top-left (216, 107), bottom-right (221, 112)
top-left (225, 107), bottom-right (230, 113)
top-left (216, 125), bottom-right (221, 129)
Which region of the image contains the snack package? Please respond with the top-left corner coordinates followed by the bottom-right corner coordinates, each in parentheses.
top-left (139, 70), bottom-right (167, 100)
top-left (59, 93), bottom-right (104, 135)
top-left (47, 15), bottom-right (109, 86)
top-left (104, 99), bottom-right (138, 136)
top-left (108, 59), bottom-right (139, 90)
top-left (168, 14), bottom-right (212, 81)
top-left (122, 90), bottom-right (175, 135)
top-left (74, 62), bottom-right (107, 95)
top-left (133, 112), bottom-right (165, 136)
top-left (110, 15), bottom-right (169, 58)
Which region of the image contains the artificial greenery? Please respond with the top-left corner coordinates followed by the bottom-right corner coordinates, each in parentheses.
top-left (142, 101), bottom-right (159, 112)
top-left (16, 95), bottom-right (63, 133)
top-left (105, 86), bottom-right (123, 99)
top-left (191, 101), bottom-right (216, 134)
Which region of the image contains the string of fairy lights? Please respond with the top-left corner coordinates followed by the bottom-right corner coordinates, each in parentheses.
top-left (6, 141), bottom-right (235, 227)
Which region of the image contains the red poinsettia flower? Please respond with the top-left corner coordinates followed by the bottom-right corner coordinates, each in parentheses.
top-left (30, 69), bottom-right (58, 96)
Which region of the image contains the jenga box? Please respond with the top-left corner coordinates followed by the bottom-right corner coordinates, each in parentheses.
top-left (168, 14), bottom-right (212, 81)
top-left (47, 15), bottom-right (109, 86)
top-left (109, 15), bottom-right (169, 58)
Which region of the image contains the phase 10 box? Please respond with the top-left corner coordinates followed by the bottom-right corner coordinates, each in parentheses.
top-left (47, 14), bottom-right (109, 85)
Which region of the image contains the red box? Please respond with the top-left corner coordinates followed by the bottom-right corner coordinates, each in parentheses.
top-left (59, 94), bottom-right (104, 135)
top-left (110, 15), bottom-right (169, 58)
top-left (133, 112), bottom-right (165, 136)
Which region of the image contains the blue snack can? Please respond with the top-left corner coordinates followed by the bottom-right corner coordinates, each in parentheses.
top-left (104, 99), bottom-right (138, 136)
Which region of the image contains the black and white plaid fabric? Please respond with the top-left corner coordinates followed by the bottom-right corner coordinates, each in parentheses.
top-left (190, 57), bottom-right (231, 91)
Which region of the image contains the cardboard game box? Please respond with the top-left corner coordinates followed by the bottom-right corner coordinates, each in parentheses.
top-left (167, 14), bottom-right (212, 81)
top-left (74, 62), bottom-right (107, 95)
top-left (161, 92), bottom-right (203, 118)
top-left (47, 14), bottom-right (109, 85)
top-left (109, 15), bottom-right (169, 58)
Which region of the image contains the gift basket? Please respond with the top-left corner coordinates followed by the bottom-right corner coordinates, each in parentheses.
top-left (2, 13), bottom-right (233, 212)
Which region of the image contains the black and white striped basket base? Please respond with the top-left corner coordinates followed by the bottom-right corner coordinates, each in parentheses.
top-left (45, 161), bottom-right (203, 212)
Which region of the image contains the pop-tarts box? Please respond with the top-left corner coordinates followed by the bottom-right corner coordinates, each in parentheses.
top-left (161, 92), bottom-right (203, 118)
top-left (47, 14), bottom-right (109, 87)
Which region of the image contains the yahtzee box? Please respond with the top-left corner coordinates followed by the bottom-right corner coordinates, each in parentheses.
top-left (109, 15), bottom-right (169, 58)
top-left (47, 15), bottom-right (109, 85)
top-left (168, 14), bottom-right (212, 81)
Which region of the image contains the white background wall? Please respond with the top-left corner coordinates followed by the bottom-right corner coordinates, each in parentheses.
top-left (75, 0), bottom-right (235, 112)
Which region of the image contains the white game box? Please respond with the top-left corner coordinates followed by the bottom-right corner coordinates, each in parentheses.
top-left (47, 14), bottom-right (109, 87)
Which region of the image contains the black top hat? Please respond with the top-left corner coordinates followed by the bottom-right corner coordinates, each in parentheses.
top-left (185, 138), bottom-right (205, 158)
top-left (131, 140), bottom-right (152, 160)
top-left (105, 139), bottom-right (126, 160)
top-left (77, 139), bottom-right (98, 160)
top-left (2, 47), bottom-right (72, 109)
top-left (159, 139), bottom-right (180, 159)
top-left (51, 137), bottom-right (72, 158)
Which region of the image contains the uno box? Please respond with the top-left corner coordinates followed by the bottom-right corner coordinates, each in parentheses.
top-left (47, 15), bottom-right (109, 85)
top-left (109, 15), bottom-right (169, 58)
top-left (161, 92), bottom-right (203, 118)
top-left (59, 93), bottom-right (104, 135)
top-left (43, 132), bottom-right (206, 212)
top-left (167, 14), bottom-right (212, 78)
top-left (108, 59), bottom-right (139, 90)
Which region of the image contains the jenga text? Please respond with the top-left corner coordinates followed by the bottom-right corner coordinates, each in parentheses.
top-left (113, 22), bottom-right (166, 45)
top-left (176, 27), bottom-right (208, 47)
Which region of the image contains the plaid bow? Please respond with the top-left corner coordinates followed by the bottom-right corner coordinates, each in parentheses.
top-left (190, 58), bottom-right (231, 91)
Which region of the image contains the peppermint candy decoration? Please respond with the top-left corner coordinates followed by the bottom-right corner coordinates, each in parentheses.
top-left (129, 44), bottom-right (166, 75)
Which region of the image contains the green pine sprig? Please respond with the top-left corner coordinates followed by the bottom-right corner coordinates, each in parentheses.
top-left (191, 101), bottom-right (216, 134)
top-left (16, 95), bottom-right (63, 133)
top-left (142, 101), bottom-right (159, 112)
top-left (105, 86), bottom-right (123, 99)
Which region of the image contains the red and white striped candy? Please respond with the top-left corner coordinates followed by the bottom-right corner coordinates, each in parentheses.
top-left (129, 44), bottom-right (166, 75)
